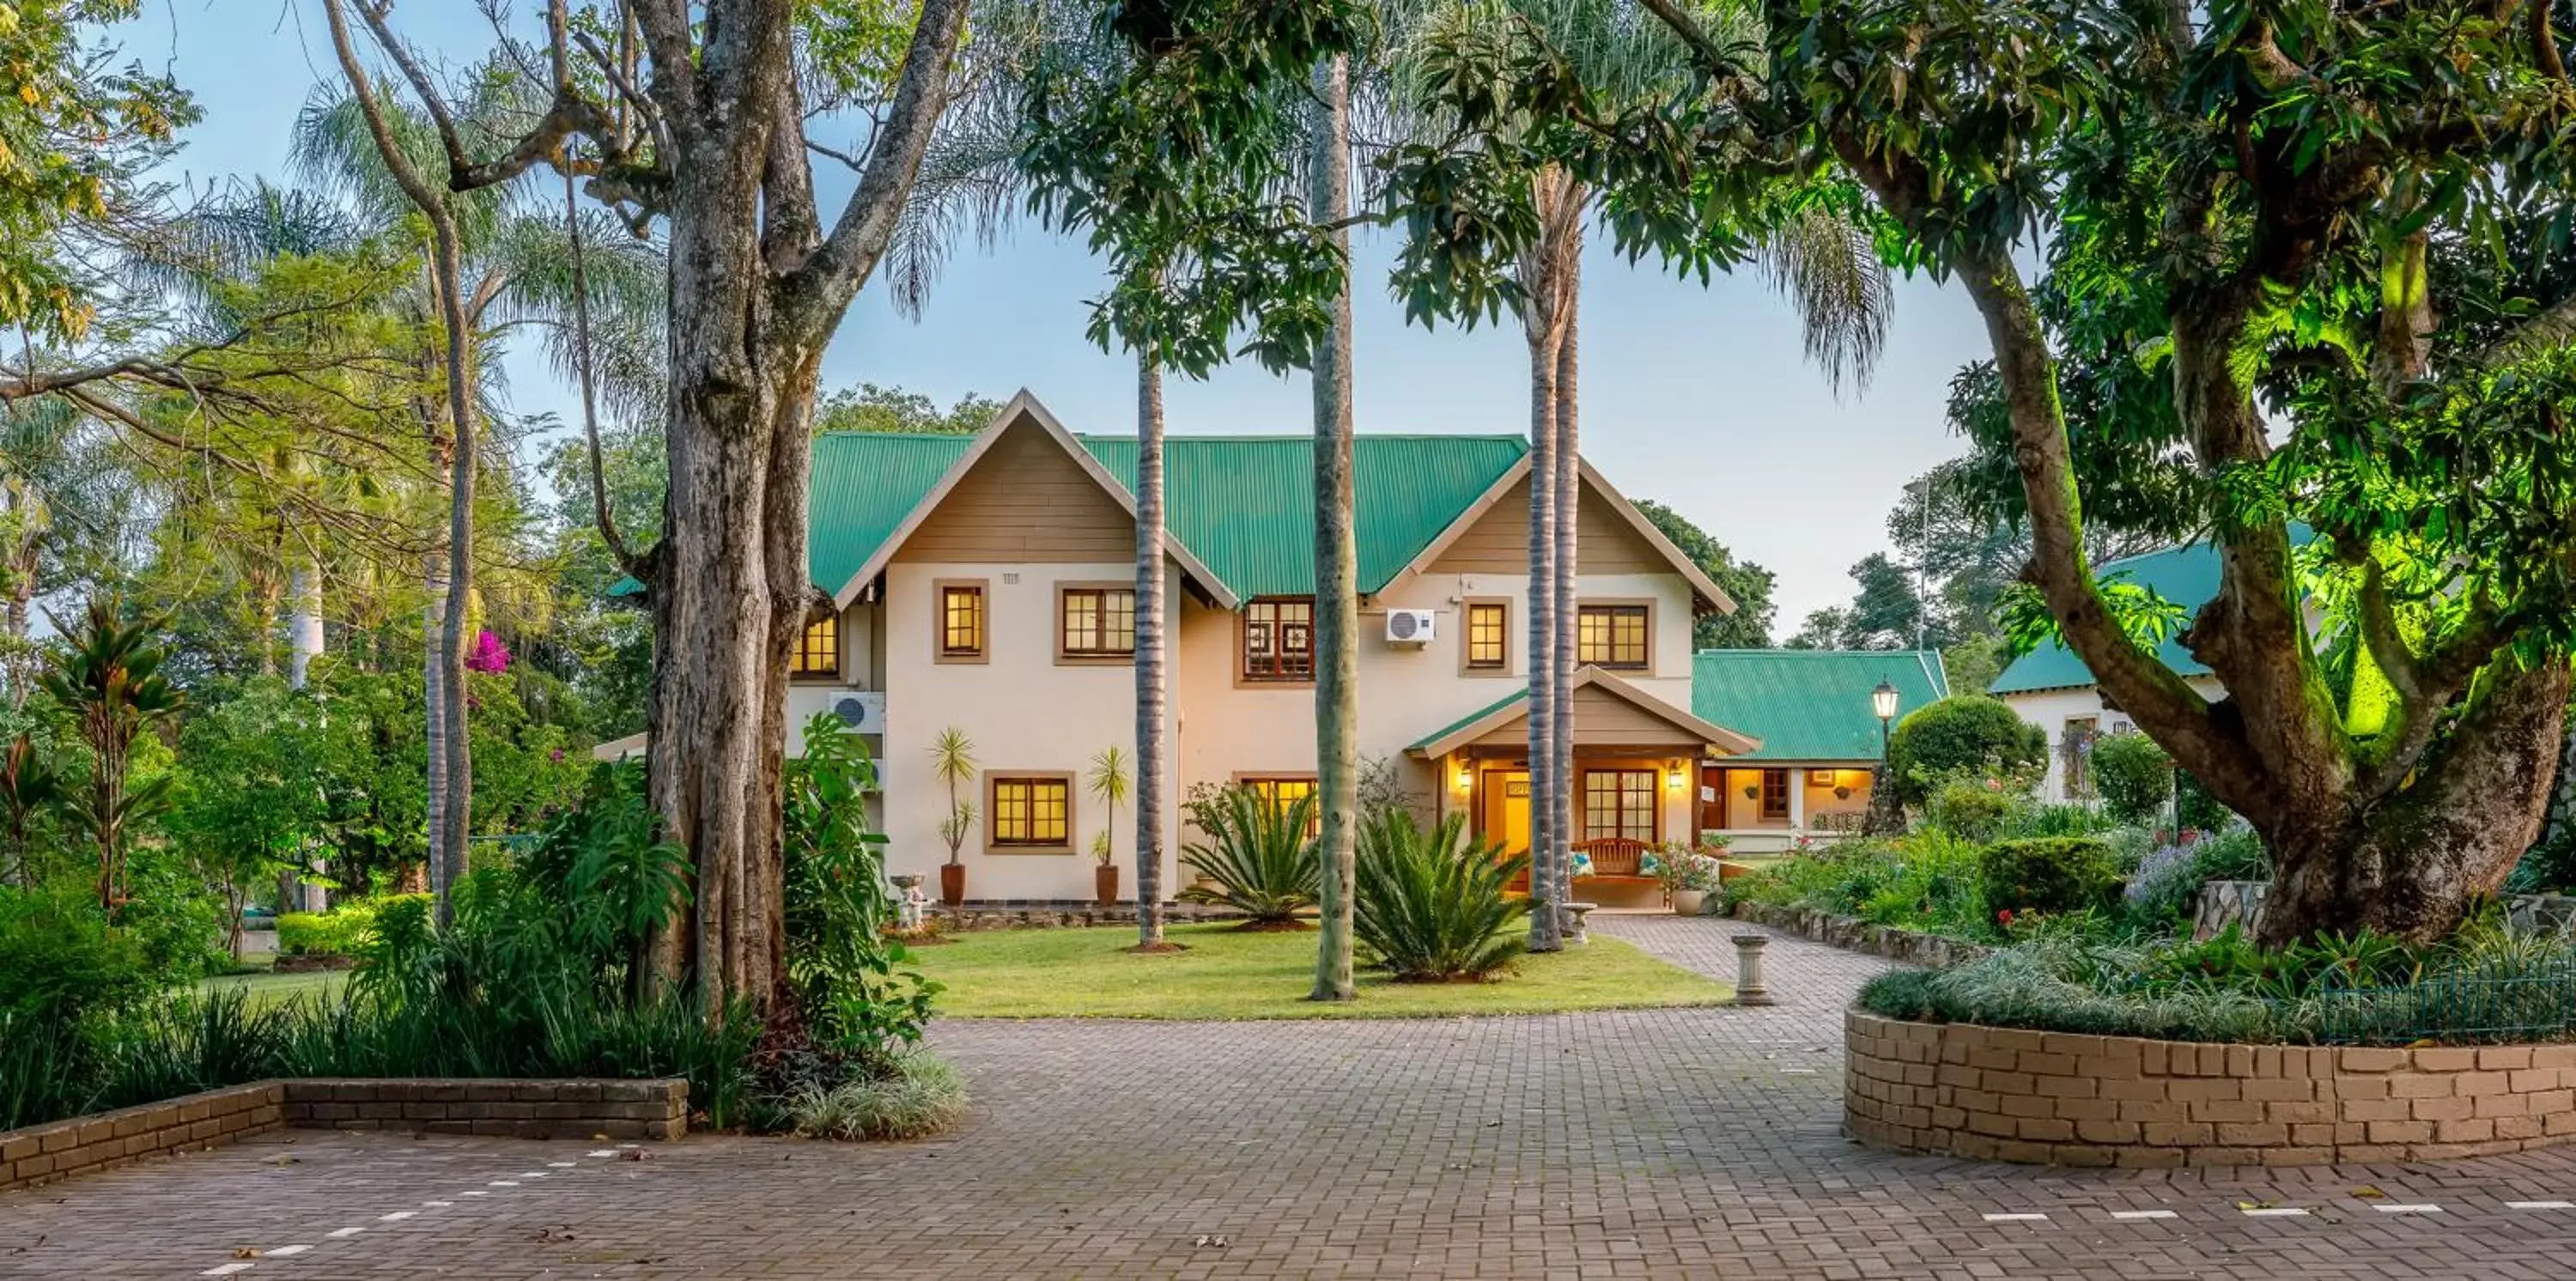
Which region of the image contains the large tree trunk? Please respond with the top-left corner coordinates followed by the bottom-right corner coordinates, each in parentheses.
top-left (431, 226), bottom-right (476, 931)
top-left (2261, 663), bottom-right (2571, 944)
top-left (1309, 53), bottom-right (1359, 1002)
top-left (1134, 345), bottom-right (1170, 950)
top-left (422, 547), bottom-right (450, 916)
top-left (1522, 299), bottom-right (1561, 953)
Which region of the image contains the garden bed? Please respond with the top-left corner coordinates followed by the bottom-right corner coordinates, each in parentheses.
top-left (1846, 1011), bottom-right (2576, 1167)
top-left (0, 1077), bottom-right (685, 1193)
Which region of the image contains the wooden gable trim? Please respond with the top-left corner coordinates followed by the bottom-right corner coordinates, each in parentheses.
top-left (1406, 666), bottom-right (1761, 760)
top-left (827, 391), bottom-right (1240, 610)
top-left (1375, 456), bottom-right (1737, 614)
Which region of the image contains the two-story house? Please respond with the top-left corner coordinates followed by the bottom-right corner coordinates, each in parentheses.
top-left (605, 392), bottom-right (1936, 904)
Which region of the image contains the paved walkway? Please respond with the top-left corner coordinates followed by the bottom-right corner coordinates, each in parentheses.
top-left (9, 917), bottom-right (2576, 1278)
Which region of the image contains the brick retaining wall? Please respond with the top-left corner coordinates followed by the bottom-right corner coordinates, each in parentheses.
top-left (0, 1083), bottom-right (283, 1193)
top-left (1846, 1010), bottom-right (2576, 1167)
top-left (0, 1077), bottom-right (684, 1194)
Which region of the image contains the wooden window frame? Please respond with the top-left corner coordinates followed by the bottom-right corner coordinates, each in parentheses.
top-left (1461, 598), bottom-right (1510, 675)
top-left (1580, 768), bottom-right (1660, 844)
top-left (984, 771), bottom-right (1075, 853)
top-left (789, 613), bottom-right (842, 683)
top-left (1054, 581), bottom-right (1137, 665)
top-left (933, 579), bottom-right (988, 665)
top-left (1759, 768), bottom-right (1790, 821)
top-left (1233, 773), bottom-right (1321, 837)
top-left (1236, 596), bottom-right (1316, 686)
top-left (1574, 598), bottom-right (1653, 671)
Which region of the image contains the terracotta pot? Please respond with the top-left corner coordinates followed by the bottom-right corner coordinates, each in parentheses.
top-left (1095, 863), bottom-right (1120, 908)
top-left (939, 862), bottom-right (966, 907)
top-left (1718, 859), bottom-right (1750, 881)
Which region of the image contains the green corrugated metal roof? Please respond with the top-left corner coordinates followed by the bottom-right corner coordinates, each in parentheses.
top-left (1406, 686), bottom-right (1528, 754)
top-left (810, 432), bottom-right (979, 593)
top-left (1078, 434), bottom-right (1528, 597)
top-left (1986, 527), bottom-right (2314, 695)
top-left (1691, 650), bottom-right (1949, 762)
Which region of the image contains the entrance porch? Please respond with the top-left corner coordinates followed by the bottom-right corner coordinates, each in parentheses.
top-left (1406, 667), bottom-right (1760, 908)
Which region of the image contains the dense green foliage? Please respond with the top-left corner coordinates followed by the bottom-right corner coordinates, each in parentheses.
top-left (1860, 914), bottom-right (2576, 1047)
top-left (1978, 837), bottom-right (2116, 919)
top-left (1352, 809), bottom-right (1528, 982)
top-left (1885, 696), bottom-right (2045, 806)
top-left (1178, 786), bottom-right (1321, 926)
top-left (2087, 734), bottom-right (2173, 826)
top-left (1731, 830), bottom-right (1995, 941)
top-left (1632, 501), bottom-right (1778, 649)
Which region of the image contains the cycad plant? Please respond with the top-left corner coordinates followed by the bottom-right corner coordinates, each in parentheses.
top-left (39, 598), bottom-right (182, 914)
top-left (1180, 788), bottom-right (1320, 928)
top-left (1354, 808), bottom-right (1529, 982)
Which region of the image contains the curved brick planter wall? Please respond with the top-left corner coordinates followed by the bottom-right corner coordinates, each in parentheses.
top-left (1847, 1011), bottom-right (2576, 1167)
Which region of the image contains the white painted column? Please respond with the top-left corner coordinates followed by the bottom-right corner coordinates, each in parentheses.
top-left (1786, 769), bottom-right (1807, 832)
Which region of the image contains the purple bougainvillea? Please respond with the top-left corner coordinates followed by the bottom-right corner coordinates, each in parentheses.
top-left (464, 628), bottom-right (512, 674)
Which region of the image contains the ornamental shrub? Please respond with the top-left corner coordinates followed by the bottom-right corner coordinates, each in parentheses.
top-left (2090, 733), bottom-right (2174, 824)
top-left (1886, 695), bottom-right (2046, 806)
top-left (1925, 780), bottom-right (2012, 841)
top-left (1354, 807), bottom-right (1528, 980)
top-left (1978, 836), bottom-right (2117, 917)
top-left (1179, 786), bottom-right (1321, 926)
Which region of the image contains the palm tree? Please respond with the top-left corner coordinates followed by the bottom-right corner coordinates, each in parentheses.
top-left (289, 79), bottom-right (664, 917)
top-left (39, 597), bottom-right (182, 914)
top-left (1309, 52), bottom-right (1363, 1003)
top-left (1133, 343), bottom-right (1177, 950)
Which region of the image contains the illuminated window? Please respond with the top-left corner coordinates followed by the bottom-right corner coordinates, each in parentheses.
top-left (1581, 769), bottom-right (1657, 842)
top-left (1242, 775), bottom-right (1320, 835)
top-left (990, 775), bottom-right (1071, 847)
top-left (790, 615), bottom-right (840, 679)
top-left (1576, 604), bottom-right (1649, 669)
top-left (1465, 602), bottom-right (1507, 671)
top-left (1241, 598), bottom-right (1315, 682)
top-left (1060, 586), bottom-right (1136, 658)
top-left (939, 583), bottom-right (985, 659)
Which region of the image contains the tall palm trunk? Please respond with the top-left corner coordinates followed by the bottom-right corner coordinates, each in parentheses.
top-left (1521, 168), bottom-right (1577, 952)
top-left (1551, 212), bottom-right (1583, 916)
top-left (1134, 343), bottom-right (1171, 950)
top-left (1309, 53), bottom-right (1359, 1001)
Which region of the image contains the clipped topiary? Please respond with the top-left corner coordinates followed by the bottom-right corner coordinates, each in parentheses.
top-left (1978, 836), bottom-right (2117, 918)
top-left (1886, 695), bottom-right (2046, 806)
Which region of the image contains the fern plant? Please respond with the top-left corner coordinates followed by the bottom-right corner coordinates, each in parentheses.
top-left (1178, 786), bottom-right (1318, 926)
top-left (1353, 808), bottom-right (1528, 981)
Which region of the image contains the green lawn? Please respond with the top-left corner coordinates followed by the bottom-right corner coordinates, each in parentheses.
top-left (908, 922), bottom-right (1730, 1020)
top-left (200, 966), bottom-right (349, 1010)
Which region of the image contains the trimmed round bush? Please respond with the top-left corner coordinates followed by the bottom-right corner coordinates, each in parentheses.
top-left (1886, 695), bottom-right (2046, 805)
top-left (1978, 836), bottom-right (2117, 917)
top-left (2090, 732), bottom-right (2174, 824)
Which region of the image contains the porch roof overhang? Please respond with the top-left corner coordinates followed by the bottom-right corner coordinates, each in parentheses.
top-left (1404, 667), bottom-right (1762, 761)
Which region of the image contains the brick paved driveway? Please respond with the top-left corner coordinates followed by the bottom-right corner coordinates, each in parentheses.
top-left (9, 916), bottom-right (2576, 1278)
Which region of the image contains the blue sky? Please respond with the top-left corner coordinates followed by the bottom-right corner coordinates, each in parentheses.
top-left (119, 1), bottom-right (1996, 628)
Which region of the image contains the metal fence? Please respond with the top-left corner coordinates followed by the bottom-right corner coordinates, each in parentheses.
top-left (2289, 959), bottom-right (2576, 1046)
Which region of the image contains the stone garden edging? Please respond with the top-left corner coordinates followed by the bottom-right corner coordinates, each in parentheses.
top-left (1728, 901), bottom-right (1989, 969)
top-left (1845, 1010), bottom-right (2576, 1168)
top-left (0, 1077), bottom-right (688, 1194)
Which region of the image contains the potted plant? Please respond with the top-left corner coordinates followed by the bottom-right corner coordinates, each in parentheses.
top-left (1698, 831), bottom-right (1749, 883)
top-left (1087, 746), bottom-right (1130, 908)
top-left (930, 727), bottom-right (976, 906)
top-left (1655, 843), bottom-right (1721, 915)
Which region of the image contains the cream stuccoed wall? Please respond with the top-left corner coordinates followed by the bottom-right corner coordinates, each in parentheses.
top-left (2001, 677), bottom-right (2226, 802)
top-left (1171, 568), bottom-right (1699, 817)
top-left (877, 561), bottom-right (1183, 901)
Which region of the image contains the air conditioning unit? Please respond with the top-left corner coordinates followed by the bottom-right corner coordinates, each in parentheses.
top-left (827, 690), bottom-right (886, 733)
top-left (1384, 609), bottom-right (1437, 647)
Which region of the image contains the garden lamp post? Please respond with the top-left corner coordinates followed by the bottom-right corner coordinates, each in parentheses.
top-left (1871, 678), bottom-right (1899, 760)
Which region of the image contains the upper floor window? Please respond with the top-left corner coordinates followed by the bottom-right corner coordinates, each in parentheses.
top-left (790, 615), bottom-right (841, 680)
top-left (1464, 602), bottom-right (1508, 671)
top-left (1060, 586), bottom-right (1136, 659)
top-left (1241, 597), bottom-right (1314, 683)
top-left (1576, 603), bottom-right (1649, 670)
top-left (1581, 768), bottom-right (1657, 843)
top-left (990, 774), bottom-right (1072, 847)
top-left (938, 582), bottom-right (986, 661)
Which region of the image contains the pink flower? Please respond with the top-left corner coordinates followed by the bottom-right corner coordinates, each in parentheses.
top-left (464, 629), bottom-right (511, 674)
top-left (1996, 908), bottom-right (2015, 926)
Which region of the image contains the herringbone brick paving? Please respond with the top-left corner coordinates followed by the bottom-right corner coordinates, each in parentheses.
top-left (5, 916), bottom-right (2576, 1278)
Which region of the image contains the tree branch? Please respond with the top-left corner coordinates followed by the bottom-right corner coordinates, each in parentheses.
top-left (778, 0), bottom-right (975, 331)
